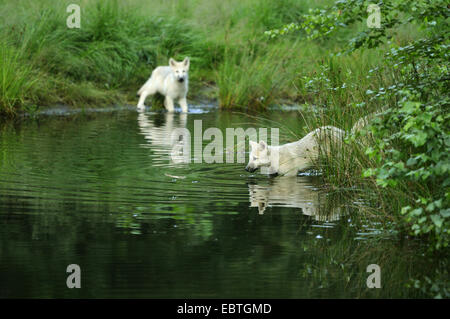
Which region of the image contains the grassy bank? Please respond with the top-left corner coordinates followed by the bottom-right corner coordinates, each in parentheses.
top-left (1, 0), bottom-right (386, 115)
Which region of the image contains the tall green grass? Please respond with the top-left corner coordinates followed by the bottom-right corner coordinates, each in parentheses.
top-left (0, 42), bottom-right (36, 115)
top-left (0, 0), bottom-right (339, 115)
top-left (0, 0), bottom-right (422, 116)
top-left (216, 41), bottom-right (304, 110)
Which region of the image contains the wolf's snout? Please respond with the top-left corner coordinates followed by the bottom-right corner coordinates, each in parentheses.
top-left (245, 166), bottom-right (257, 173)
top-left (178, 78), bottom-right (184, 83)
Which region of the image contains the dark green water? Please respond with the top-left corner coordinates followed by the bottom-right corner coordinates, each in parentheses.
top-left (0, 107), bottom-right (446, 298)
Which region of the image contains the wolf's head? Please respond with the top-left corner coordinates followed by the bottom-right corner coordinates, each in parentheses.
top-left (245, 140), bottom-right (271, 173)
top-left (169, 57), bottom-right (190, 83)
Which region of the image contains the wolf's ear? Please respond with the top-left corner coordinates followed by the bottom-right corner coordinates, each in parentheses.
top-left (259, 140), bottom-right (267, 150)
top-left (169, 58), bottom-right (176, 67)
top-left (183, 57), bottom-right (190, 68)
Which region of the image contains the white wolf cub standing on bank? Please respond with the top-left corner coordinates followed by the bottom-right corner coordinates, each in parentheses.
top-left (137, 57), bottom-right (190, 113)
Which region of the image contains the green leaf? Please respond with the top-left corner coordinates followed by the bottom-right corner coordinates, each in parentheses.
top-left (440, 209), bottom-right (450, 218)
top-left (430, 215), bottom-right (443, 228)
top-left (407, 131), bottom-right (428, 147)
top-left (410, 208), bottom-right (423, 217)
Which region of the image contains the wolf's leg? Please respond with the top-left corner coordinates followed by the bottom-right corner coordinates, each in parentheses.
top-left (179, 98), bottom-right (188, 113)
top-left (137, 80), bottom-right (157, 109)
top-left (137, 90), bottom-right (150, 109)
top-left (164, 96), bottom-right (175, 112)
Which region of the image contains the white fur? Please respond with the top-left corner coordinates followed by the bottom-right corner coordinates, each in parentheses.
top-left (246, 126), bottom-right (345, 177)
top-left (137, 57), bottom-right (190, 113)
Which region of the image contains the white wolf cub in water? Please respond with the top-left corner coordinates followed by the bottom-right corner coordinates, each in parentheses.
top-left (137, 57), bottom-right (190, 113)
top-left (245, 126), bottom-right (345, 177)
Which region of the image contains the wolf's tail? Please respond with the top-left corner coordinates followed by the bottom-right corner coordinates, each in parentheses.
top-left (350, 111), bottom-right (385, 135)
top-left (351, 115), bottom-right (371, 135)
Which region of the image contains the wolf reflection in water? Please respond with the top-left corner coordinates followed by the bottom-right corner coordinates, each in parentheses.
top-left (249, 177), bottom-right (343, 221)
top-left (137, 111), bottom-right (189, 165)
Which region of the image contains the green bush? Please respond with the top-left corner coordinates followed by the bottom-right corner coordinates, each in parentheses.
top-left (268, 0), bottom-right (450, 250)
top-left (367, 38), bottom-right (450, 249)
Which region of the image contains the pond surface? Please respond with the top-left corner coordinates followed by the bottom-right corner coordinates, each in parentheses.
top-left (0, 106), bottom-right (445, 298)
